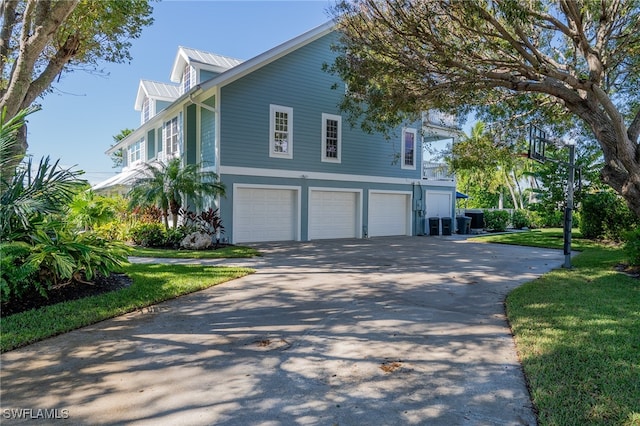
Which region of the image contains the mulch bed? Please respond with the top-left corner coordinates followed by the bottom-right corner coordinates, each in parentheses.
top-left (1, 273), bottom-right (133, 318)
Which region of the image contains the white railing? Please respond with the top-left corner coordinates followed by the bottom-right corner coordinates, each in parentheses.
top-left (422, 162), bottom-right (454, 181)
top-left (423, 110), bottom-right (460, 129)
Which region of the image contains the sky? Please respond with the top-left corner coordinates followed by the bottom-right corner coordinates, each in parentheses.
top-left (25, 1), bottom-right (334, 185)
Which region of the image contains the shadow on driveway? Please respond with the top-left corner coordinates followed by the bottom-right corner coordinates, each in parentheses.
top-left (0, 236), bottom-right (562, 425)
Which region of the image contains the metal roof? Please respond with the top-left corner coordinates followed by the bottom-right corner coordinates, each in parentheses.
top-left (170, 47), bottom-right (243, 82)
top-left (134, 80), bottom-right (180, 111)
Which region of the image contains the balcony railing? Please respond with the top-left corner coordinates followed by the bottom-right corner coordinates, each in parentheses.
top-left (422, 162), bottom-right (454, 181)
top-left (423, 110), bottom-right (460, 129)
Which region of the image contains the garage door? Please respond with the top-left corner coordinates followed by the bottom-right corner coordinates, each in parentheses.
top-left (309, 190), bottom-right (358, 240)
top-left (234, 187), bottom-right (298, 243)
top-left (369, 192), bottom-right (411, 237)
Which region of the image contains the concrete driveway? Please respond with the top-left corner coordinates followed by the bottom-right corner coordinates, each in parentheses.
top-left (1, 236), bottom-right (562, 425)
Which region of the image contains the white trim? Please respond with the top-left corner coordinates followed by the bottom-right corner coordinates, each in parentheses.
top-left (232, 183), bottom-right (302, 244)
top-left (215, 87), bottom-right (221, 173)
top-left (220, 165), bottom-right (456, 187)
top-left (269, 104), bottom-right (293, 159)
top-left (401, 127), bottom-right (418, 170)
top-left (308, 187), bottom-right (363, 240)
top-left (321, 113), bottom-right (341, 163)
top-left (368, 190), bottom-right (413, 237)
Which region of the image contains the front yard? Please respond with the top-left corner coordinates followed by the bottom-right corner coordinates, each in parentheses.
top-left (477, 230), bottom-right (640, 425)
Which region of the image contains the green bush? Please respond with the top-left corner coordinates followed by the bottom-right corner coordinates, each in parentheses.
top-left (484, 210), bottom-right (510, 232)
top-left (0, 242), bottom-right (39, 304)
top-left (129, 222), bottom-right (166, 247)
top-left (165, 226), bottom-right (189, 248)
top-left (623, 228), bottom-right (640, 266)
top-left (511, 210), bottom-right (530, 229)
top-left (579, 191), bottom-right (637, 241)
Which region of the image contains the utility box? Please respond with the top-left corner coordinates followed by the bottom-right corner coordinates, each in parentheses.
top-left (441, 217), bottom-right (452, 235)
top-left (456, 216), bottom-right (471, 234)
top-left (428, 217), bottom-right (440, 236)
top-left (465, 210), bottom-right (485, 232)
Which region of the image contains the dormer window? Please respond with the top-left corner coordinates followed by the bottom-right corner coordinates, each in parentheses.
top-left (142, 97), bottom-right (150, 123)
top-left (182, 66), bottom-right (192, 93)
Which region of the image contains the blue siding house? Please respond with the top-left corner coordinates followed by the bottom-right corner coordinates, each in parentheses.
top-left (96, 22), bottom-right (461, 243)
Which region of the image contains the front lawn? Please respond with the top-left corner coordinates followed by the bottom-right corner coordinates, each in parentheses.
top-left (1, 263), bottom-right (253, 352)
top-left (476, 229), bottom-right (640, 425)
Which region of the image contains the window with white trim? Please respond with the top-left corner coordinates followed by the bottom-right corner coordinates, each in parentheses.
top-left (402, 128), bottom-right (417, 169)
top-left (164, 117), bottom-right (179, 155)
top-left (322, 113), bottom-right (341, 163)
top-left (269, 104), bottom-right (293, 159)
top-left (142, 97), bottom-right (150, 123)
top-left (129, 138), bottom-right (143, 164)
top-left (182, 65), bottom-right (192, 93)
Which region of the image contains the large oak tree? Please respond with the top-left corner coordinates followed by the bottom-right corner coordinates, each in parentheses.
top-left (330, 0), bottom-right (640, 216)
top-left (0, 0), bottom-right (153, 175)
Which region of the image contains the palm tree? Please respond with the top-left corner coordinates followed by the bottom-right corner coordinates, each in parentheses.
top-left (1, 107), bottom-right (86, 242)
top-left (127, 158), bottom-right (226, 229)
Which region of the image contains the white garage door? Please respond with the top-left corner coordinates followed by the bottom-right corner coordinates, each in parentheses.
top-left (369, 192), bottom-right (411, 237)
top-left (309, 190), bottom-right (358, 240)
top-left (234, 187), bottom-right (297, 243)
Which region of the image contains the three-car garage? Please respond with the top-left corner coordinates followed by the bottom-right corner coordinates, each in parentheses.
top-left (231, 184), bottom-right (452, 244)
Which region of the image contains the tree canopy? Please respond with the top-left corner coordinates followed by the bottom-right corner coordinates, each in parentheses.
top-left (0, 0), bottom-right (154, 161)
top-left (330, 0), bottom-right (640, 215)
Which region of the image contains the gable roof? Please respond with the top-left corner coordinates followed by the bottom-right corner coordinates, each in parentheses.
top-left (134, 80), bottom-right (181, 111)
top-left (107, 21), bottom-right (336, 156)
top-left (199, 21), bottom-right (335, 92)
top-left (170, 47), bottom-right (244, 83)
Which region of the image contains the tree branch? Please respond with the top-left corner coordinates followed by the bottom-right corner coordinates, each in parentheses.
top-left (0, 0), bottom-right (19, 89)
top-left (0, 0), bottom-right (78, 118)
top-left (628, 108), bottom-right (640, 144)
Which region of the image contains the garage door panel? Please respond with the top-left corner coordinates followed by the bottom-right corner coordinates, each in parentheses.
top-left (369, 193), bottom-right (410, 237)
top-left (309, 191), bottom-right (358, 240)
top-left (234, 188), bottom-right (297, 243)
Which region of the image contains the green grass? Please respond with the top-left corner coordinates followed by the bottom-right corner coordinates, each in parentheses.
top-left (1, 263), bottom-right (253, 353)
top-left (477, 229), bottom-right (640, 425)
top-left (471, 228), bottom-right (601, 251)
top-left (129, 245), bottom-right (261, 259)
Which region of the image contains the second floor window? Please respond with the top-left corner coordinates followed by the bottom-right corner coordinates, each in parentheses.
top-left (402, 128), bottom-right (417, 170)
top-left (129, 139), bottom-right (143, 164)
top-left (269, 104), bottom-right (293, 159)
top-left (164, 117), bottom-right (179, 155)
top-left (322, 113), bottom-right (341, 163)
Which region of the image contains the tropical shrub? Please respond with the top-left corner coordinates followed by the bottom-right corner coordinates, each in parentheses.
top-left (0, 242), bottom-right (39, 304)
top-left (129, 222), bottom-right (166, 247)
top-left (623, 228), bottom-right (640, 266)
top-left (1, 108), bottom-right (130, 305)
top-left (511, 209), bottom-right (530, 229)
top-left (579, 191), bottom-right (637, 241)
top-left (165, 226), bottom-right (188, 248)
top-left (181, 207), bottom-right (225, 237)
top-left (484, 210), bottom-right (510, 232)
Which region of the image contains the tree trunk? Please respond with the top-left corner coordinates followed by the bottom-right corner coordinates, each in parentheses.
top-left (170, 199), bottom-right (180, 229)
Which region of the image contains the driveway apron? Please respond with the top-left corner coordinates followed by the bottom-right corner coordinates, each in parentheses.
top-left (1, 236), bottom-right (563, 425)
